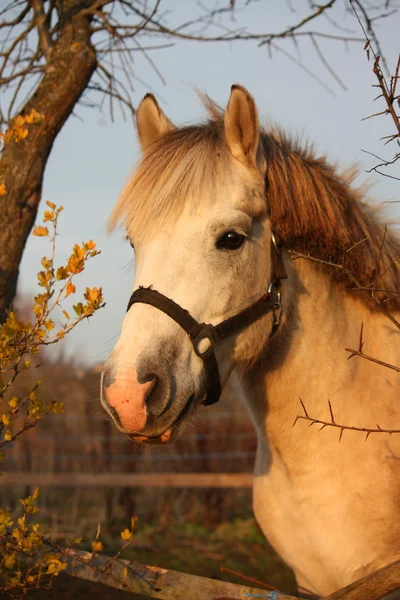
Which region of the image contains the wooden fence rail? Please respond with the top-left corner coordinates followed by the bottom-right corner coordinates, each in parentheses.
top-left (0, 472), bottom-right (253, 488)
top-left (60, 549), bottom-right (400, 600)
top-left (64, 548), bottom-right (298, 600)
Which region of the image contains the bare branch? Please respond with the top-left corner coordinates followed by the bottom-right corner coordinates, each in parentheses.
top-left (289, 250), bottom-right (400, 331)
top-left (294, 398), bottom-right (400, 441)
top-left (345, 346), bottom-right (400, 372)
top-left (31, 0), bottom-right (53, 61)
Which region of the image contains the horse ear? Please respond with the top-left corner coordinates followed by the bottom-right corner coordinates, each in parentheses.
top-left (136, 94), bottom-right (175, 152)
top-left (224, 85), bottom-right (259, 166)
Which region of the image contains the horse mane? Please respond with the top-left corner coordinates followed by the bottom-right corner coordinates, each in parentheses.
top-left (261, 129), bottom-right (400, 310)
top-left (110, 96), bottom-right (400, 310)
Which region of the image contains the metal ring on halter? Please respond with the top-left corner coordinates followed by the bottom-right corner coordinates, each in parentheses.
top-left (271, 232), bottom-right (281, 256)
top-left (267, 280), bottom-right (282, 329)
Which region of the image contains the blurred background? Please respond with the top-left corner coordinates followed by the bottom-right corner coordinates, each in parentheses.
top-left (1, 1), bottom-right (399, 596)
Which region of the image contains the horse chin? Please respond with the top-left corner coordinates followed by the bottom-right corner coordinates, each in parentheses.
top-left (127, 393), bottom-right (196, 445)
top-left (127, 429), bottom-right (173, 445)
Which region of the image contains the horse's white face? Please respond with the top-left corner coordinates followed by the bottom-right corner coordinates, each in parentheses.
top-left (101, 86), bottom-right (275, 443)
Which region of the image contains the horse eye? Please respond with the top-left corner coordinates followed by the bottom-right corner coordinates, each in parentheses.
top-left (216, 231), bottom-right (245, 251)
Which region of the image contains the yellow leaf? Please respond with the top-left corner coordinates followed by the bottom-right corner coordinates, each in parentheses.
top-left (44, 319), bottom-right (55, 331)
top-left (24, 108), bottom-right (43, 124)
top-left (56, 266), bottom-right (69, 280)
top-left (85, 240), bottom-right (96, 251)
top-left (65, 282), bottom-right (76, 297)
top-left (120, 528), bottom-right (132, 541)
top-left (32, 487), bottom-right (40, 500)
top-left (62, 310), bottom-right (70, 320)
top-left (43, 210), bottom-right (54, 222)
top-left (41, 256), bottom-right (52, 270)
top-left (84, 287), bottom-right (102, 303)
top-left (14, 115), bottom-right (25, 127)
top-left (4, 430), bottom-right (12, 442)
top-left (8, 397), bottom-right (18, 409)
top-left (1, 414), bottom-right (10, 426)
top-left (91, 540), bottom-right (103, 553)
top-left (46, 201), bottom-right (56, 209)
top-left (33, 226), bottom-right (49, 237)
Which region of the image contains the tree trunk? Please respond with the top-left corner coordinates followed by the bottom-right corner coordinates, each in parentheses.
top-left (0, 1), bottom-right (96, 323)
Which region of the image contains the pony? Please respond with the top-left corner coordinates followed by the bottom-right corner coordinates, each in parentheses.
top-left (101, 85), bottom-right (400, 596)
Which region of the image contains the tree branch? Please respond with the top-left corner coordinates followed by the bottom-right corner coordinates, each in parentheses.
top-left (294, 398), bottom-right (400, 441)
top-left (31, 0), bottom-right (53, 61)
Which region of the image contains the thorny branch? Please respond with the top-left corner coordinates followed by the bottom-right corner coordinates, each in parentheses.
top-left (292, 233), bottom-right (400, 440)
top-left (294, 397), bottom-right (400, 441)
top-left (350, 0), bottom-right (400, 180)
top-left (289, 250), bottom-right (400, 330)
top-left (345, 321), bottom-right (400, 372)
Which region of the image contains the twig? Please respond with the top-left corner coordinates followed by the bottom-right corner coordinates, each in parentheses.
top-left (294, 398), bottom-right (400, 441)
top-left (220, 566), bottom-right (278, 591)
top-left (345, 347), bottom-right (400, 372)
top-left (290, 251), bottom-right (400, 331)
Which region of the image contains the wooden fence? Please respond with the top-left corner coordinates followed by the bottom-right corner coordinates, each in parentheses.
top-left (0, 472), bottom-right (253, 488)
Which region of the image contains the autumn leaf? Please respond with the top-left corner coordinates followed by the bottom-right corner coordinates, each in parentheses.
top-left (120, 529), bottom-right (132, 541)
top-left (14, 115), bottom-right (25, 127)
top-left (84, 287), bottom-right (102, 303)
top-left (65, 282), bottom-right (76, 297)
top-left (73, 303), bottom-right (84, 317)
top-left (44, 320), bottom-right (55, 331)
top-left (56, 266), bottom-right (69, 280)
top-left (85, 240), bottom-right (96, 251)
top-left (41, 257), bottom-right (52, 270)
top-left (91, 540), bottom-right (103, 553)
top-left (43, 211), bottom-right (55, 222)
top-left (0, 183), bottom-right (6, 196)
top-left (8, 397), bottom-right (18, 410)
top-left (24, 108), bottom-right (43, 124)
top-left (33, 226), bottom-right (49, 237)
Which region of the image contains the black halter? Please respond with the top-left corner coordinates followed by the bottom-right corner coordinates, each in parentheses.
top-left (126, 236), bottom-right (287, 407)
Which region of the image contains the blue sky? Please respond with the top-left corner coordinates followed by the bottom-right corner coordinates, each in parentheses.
top-left (16, 1), bottom-right (399, 364)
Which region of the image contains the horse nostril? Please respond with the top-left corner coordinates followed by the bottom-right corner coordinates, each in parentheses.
top-left (102, 365), bottom-right (117, 391)
top-left (140, 373), bottom-right (166, 416)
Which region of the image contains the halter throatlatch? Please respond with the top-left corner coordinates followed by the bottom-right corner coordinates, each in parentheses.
top-left (126, 236), bottom-right (287, 407)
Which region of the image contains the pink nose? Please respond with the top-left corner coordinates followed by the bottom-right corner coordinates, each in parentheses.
top-left (103, 367), bottom-right (153, 432)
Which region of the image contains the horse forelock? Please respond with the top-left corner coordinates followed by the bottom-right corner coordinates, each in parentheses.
top-left (108, 118), bottom-right (233, 241)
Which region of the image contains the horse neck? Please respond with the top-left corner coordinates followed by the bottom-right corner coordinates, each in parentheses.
top-left (237, 256), bottom-right (381, 452)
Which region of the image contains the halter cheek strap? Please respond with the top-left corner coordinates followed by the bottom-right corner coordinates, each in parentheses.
top-left (126, 237), bottom-right (287, 406)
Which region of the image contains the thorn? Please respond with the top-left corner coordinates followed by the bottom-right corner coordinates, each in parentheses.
top-left (299, 397), bottom-right (309, 417)
top-left (328, 400), bottom-right (335, 424)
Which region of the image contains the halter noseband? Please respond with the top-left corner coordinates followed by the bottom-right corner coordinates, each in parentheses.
top-left (126, 235), bottom-right (287, 407)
